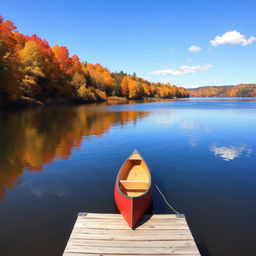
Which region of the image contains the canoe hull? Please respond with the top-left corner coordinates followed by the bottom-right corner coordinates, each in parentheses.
top-left (114, 185), bottom-right (152, 228)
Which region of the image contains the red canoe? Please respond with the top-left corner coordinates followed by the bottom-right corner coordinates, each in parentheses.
top-left (114, 150), bottom-right (152, 228)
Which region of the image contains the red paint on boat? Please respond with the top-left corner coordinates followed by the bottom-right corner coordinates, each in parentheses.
top-left (114, 186), bottom-right (152, 228)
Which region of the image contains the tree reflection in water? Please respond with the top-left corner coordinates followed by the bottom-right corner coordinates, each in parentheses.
top-left (0, 105), bottom-right (148, 200)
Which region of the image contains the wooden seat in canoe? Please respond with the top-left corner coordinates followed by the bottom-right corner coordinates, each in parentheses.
top-left (119, 180), bottom-right (149, 196)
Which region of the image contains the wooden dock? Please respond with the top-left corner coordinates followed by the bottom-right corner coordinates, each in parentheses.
top-left (63, 213), bottom-right (200, 256)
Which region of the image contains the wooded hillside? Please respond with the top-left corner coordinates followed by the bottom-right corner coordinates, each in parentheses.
top-left (0, 16), bottom-right (189, 106)
top-left (188, 84), bottom-right (256, 97)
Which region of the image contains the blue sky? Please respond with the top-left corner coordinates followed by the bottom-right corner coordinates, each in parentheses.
top-left (1, 0), bottom-right (256, 88)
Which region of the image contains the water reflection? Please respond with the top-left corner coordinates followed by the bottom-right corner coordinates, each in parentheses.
top-left (188, 138), bottom-right (199, 147)
top-left (210, 144), bottom-right (253, 161)
top-left (0, 106), bottom-right (148, 200)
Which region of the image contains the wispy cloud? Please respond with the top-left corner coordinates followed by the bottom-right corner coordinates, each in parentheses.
top-left (150, 64), bottom-right (213, 76)
top-left (188, 45), bottom-right (201, 52)
top-left (210, 30), bottom-right (256, 46)
top-left (210, 144), bottom-right (252, 161)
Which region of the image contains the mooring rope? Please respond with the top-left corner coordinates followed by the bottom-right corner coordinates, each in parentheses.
top-left (154, 184), bottom-right (181, 215)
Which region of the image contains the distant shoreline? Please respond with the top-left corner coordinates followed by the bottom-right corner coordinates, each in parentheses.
top-left (187, 84), bottom-right (256, 97)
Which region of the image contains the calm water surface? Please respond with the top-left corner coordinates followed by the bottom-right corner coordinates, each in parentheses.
top-left (0, 98), bottom-right (256, 256)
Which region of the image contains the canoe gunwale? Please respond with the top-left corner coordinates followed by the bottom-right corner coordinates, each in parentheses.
top-left (115, 150), bottom-right (152, 199)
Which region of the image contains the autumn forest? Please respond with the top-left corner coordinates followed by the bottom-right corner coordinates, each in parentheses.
top-left (0, 16), bottom-right (190, 107)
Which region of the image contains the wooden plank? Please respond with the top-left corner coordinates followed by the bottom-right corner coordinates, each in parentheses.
top-left (64, 254), bottom-right (200, 256)
top-left (75, 219), bottom-right (187, 225)
top-left (73, 223), bottom-right (189, 230)
top-left (84, 213), bottom-right (181, 219)
top-left (75, 218), bottom-right (186, 224)
top-left (62, 213), bottom-right (200, 256)
top-left (74, 220), bottom-right (188, 226)
top-left (80, 218), bottom-right (186, 224)
top-left (64, 245), bottom-right (199, 255)
top-left (69, 233), bottom-right (194, 241)
top-left (75, 216), bottom-right (187, 224)
top-left (76, 217), bottom-right (187, 223)
top-left (71, 228), bottom-right (193, 235)
top-left (77, 220), bottom-right (187, 226)
top-left (68, 239), bottom-right (197, 247)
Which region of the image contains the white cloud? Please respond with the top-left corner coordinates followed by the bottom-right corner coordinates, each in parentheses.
top-left (210, 30), bottom-right (256, 46)
top-left (188, 45), bottom-right (201, 52)
top-left (150, 64), bottom-right (213, 76)
top-left (210, 144), bottom-right (252, 161)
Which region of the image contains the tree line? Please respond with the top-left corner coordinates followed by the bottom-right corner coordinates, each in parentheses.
top-left (0, 16), bottom-right (189, 106)
top-left (188, 84), bottom-right (256, 97)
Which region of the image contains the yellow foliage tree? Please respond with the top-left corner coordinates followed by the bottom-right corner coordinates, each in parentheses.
top-left (19, 40), bottom-right (46, 97)
top-left (128, 80), bottom-right (144, 99)
top-left (121, 76), bottom-right (129, 97)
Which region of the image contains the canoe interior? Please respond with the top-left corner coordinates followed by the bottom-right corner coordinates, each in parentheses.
top-left (118, 153), bottom-right (150, 197)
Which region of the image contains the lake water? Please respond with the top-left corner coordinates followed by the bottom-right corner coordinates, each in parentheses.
top-left (0, 98), bottom-right (256, 256)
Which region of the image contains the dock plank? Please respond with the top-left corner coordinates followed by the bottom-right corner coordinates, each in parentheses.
top-left (62, 213), bottom-right (200, 256)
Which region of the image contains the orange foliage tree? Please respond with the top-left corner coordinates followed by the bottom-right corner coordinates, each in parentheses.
top-left (0, 16), bottom-right (21, 101)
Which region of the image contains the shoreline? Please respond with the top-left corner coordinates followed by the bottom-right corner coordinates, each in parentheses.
top-left (2, 96), bottom-right (255, 110)
top-left (0, 96), bottom-right (189, 110)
